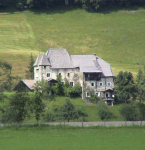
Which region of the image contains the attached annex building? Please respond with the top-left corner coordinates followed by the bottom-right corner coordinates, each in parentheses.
top-left (34, 48), bottom-right (114, 105)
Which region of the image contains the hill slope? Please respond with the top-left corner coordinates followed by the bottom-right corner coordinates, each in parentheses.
top-left (0, 7), bottom-right (145, 77)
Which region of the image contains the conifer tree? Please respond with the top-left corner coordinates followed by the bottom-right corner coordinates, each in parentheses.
top-left (25, 53), bottom-right (34, 79)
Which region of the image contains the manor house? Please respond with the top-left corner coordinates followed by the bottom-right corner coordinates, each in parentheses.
top-left (34, 48), bottom-right (114, 105)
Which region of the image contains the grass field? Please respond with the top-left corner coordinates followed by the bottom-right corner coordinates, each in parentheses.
top-left (0, 126), bottom-right (145, 149)
top-left (0, 6), bottom-right (145, 78)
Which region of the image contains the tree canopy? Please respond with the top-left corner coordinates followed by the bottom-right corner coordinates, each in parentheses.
top-left (115, 71), bottom-right (137, 102)
top-left (0, 0), bottom-right (145, 11)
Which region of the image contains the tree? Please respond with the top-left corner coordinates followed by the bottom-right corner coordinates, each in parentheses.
top-left (119, 102), bottom-right (140, 121)
top-left (136, 69), bottom-right (143, 84)
top-left (34, 79), bottom-right (51, 95)
top-left (43, 111), bottom-right (55, 122)
top-left (59, 99), bottom-right (76, 122)
top-left (137, 102), bottom-right (145, 125)
top-left (53, 75), bottom-right (64, 96)
top-left (97, 102), bottom-right (113, 124)
top-left (9, 92), bottom-right (31, 123)
top-left (25, 53), bottom-right (35, 79)
top-left (67, 83), bottom-right (82, 98)
top-left (76, 106), bottom-right (88, 121)
top-left (0, 61), bottom-right (13, 91)
top-left (87, 90), bottom-right (101, 103)
top-left (0, 106), bottom-right (17, 125)
top-left (136, 69), bottom-right (145, 102)
top-left (33, 92), bottom-right (45, 124)
top-left (115, 71), bottom-right (137, 102)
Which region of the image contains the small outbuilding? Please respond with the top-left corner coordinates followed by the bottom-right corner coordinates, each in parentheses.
top-left (13, 79), bottom-right (34, 92)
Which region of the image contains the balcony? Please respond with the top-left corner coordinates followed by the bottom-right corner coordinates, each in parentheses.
top-left (85, 73), bottom-right (101, 81)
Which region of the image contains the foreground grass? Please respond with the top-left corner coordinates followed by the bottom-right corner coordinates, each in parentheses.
top-left (0, 125), bottom-right (145, 150)
top-left (0, 6), bottom-right (145, 77)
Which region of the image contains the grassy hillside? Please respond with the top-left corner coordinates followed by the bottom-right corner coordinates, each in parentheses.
top-left (0, 6), bottom-right (145, 78)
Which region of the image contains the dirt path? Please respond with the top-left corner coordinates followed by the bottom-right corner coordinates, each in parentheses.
top-left (48, 121), bottom-right (145, 127)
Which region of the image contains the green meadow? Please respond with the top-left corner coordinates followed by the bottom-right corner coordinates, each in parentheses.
top-left (0, 6), bottom-right (145, 78)
top-left (0, 126), bottom-right (145, 150)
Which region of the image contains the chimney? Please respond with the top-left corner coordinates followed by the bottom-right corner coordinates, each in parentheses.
top-left (93, 54), bottom-right (97, 60)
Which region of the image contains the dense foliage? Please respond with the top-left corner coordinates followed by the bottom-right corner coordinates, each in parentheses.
top-left (115, 71), bottom-right (137, 102)
top-left (0, 0), bottom-right (145, 10)
top-left (97, 102), bottom-right (113, 121)
top-left (25, 53), bottom-right (35, 79)
top-left (59, 99), bottom-right (77, 122)
top-left (119, 102), bottom-right (145, 121)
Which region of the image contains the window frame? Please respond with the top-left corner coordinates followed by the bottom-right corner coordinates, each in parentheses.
top-left (46, 72), bottom-right (51, 78)
top-left (91, 81), bottom-right (95, 87)
top-left (107, 82), bottom-right (111, 87)
top-left (70, 82), bottom-right (74, 87)
top-left (99, 82), bottom-right (103, 87)
top-left (86, 92), bottom-right (90, 97)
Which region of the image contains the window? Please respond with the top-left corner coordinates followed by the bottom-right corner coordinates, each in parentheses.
top-left (59, 73), bottom-right (61, 76)
top-left (47, 73), bottom-right (50, 77)
top-left (67, 73), bottom-right (70, 77)
top-left (107, 82), bottom-right (111, 86)
top-left (91, 81), bottom-right (95, 87)
top-left (35, 73), bottom-right (38, 78)
top-left (70, 82), bottom-right (74, 87)
top-left (96, 92), bottom-right (100, 97)
top-left (99, 82), bottom-right (103, 87)
top-left (86, 92), bottom-right (90, 97)
top-left (44, 66), bottom-right (46, 69)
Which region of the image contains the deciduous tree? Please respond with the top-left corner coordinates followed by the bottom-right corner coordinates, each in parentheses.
top-left (97, 102), bottom-right (113, 124)
top-left (33, 92), bottom-right (45, 124)
top-left (59, 99), bottom-right (76, 122)
top-left (115, 71), bottom-right (137, 102)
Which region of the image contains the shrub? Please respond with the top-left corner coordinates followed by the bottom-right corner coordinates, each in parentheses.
top-left (97, 102), bottom-right (113, 121)
top-left (119, 102), bottom-right (140, 121)
top-left (43, 111), bottom-right (55, 122)
top-left (67, 83), bottom-right (82, 98)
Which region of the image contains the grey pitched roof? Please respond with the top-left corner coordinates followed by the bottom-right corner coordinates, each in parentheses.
top-left (46, 48), bottom-right (73, 68)
top-left (80, 66), bottom-right (102, 73)
top-left (96, 57), bottom-right (114, 77)
top-left (71, 55), bottom-right (102, 73)
top-left (34, 48), bottom-right (114, 77)
top-left (39, 53), bottom-right (50, 66)
top-left (71, 55), bottom-right (114, 76)
top-left (33, 53), bottom-right (41, 67)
